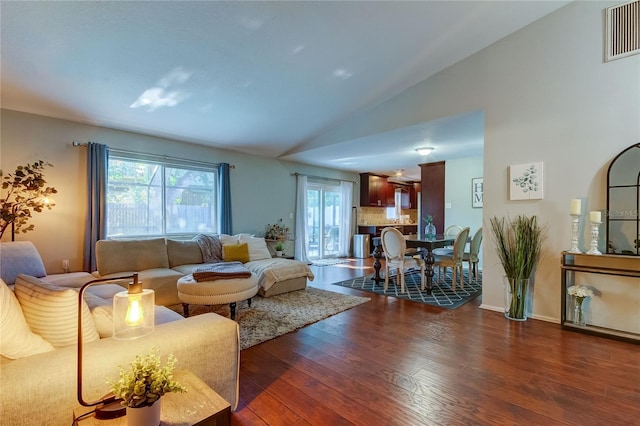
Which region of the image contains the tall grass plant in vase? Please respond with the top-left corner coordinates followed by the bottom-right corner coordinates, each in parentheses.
top-left (490, 215), bottom-right (546, 321)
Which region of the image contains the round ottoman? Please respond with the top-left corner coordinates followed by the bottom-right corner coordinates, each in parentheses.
top-left (177, 273), bottom-right (259, 320)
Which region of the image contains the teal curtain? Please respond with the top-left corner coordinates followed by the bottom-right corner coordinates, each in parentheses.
top-left (83, 142), bottom-right (108, 272)
top-left (218, 163), bottom-right (233, 234)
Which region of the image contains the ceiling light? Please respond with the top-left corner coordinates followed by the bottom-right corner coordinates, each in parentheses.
top-left (416, 147), bottom-right (434, 156)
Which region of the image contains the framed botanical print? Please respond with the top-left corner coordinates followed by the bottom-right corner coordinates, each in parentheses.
top-left (472, 177), bottom-right (483, 208)
top-left (509, 162), bottom-right (543, 200)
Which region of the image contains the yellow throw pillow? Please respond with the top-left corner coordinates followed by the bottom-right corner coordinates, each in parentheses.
top-left (222, 243), bottom-right (250, 263)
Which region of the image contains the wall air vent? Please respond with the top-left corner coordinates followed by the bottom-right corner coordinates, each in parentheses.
top-left (605, 0), bottom-right (640, 62)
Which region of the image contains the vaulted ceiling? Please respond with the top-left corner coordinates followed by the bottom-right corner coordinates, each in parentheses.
top-left (1, 1), bottom-right (569, 180)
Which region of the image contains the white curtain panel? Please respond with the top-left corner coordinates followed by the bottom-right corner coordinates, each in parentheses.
top-left (294, 175), bottom-right (310, 263)
top-left (338, 180), bottom-right (353, 257)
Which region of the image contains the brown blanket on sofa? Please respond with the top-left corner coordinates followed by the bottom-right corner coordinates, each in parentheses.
top-left (192, 261), bottom-right (252, 282)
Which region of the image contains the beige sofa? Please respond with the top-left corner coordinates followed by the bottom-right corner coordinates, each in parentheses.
top-left (94, 235), bottom-right (315, 306)
top-left (0, 242), bottom-right (240, 426)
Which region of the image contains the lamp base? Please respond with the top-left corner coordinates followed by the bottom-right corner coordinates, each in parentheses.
top-left (94, 398), bottom-right (126, 419)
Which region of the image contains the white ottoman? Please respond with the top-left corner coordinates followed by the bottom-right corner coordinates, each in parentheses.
top-left (177, 273), bottom-right (259, 320)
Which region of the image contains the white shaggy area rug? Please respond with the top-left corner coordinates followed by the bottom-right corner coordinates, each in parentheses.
top-left (169, 287), bottom-right (369, 350)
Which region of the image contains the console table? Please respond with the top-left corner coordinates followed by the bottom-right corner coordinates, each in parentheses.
top-left (561, 252), bottom-right (640, 343)
top-left (73, 369), bottom-right (231, 425)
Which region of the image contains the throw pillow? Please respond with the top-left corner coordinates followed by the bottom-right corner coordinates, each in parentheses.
top-left (0, 278), bottom-right (54, 359)
top-left (222, 243), bottom-right (250, 263)
top-left (238, 235), bottom-right (272, 261)
top-left (83, 292), bottom-right (114, 338)
top-left (14, 274), bottom-right (100, 348)
top-left (218, 234), bottom-right (239, 246)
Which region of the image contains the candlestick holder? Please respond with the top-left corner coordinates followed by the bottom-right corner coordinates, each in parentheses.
top-left (586, 221), bottom-right (602, 255)
top-left (568, 214), bottom-right (581, 253)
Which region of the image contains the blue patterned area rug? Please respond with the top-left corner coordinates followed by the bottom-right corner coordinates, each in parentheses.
top-left (332, 268), bottom-right (482, 309)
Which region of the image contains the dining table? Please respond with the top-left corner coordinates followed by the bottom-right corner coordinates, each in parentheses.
top-left (371, 234), bottom-right (455, 295)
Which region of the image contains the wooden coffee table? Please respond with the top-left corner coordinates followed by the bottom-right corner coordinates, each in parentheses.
top-left (73, 369), bottom-right (230, 425)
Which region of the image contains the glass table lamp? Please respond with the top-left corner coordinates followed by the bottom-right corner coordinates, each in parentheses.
top-left (77, 273), bottom-right (155, 419)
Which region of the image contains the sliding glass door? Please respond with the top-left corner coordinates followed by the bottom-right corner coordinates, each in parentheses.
top-left (306, 183), bottom-right (343, 259)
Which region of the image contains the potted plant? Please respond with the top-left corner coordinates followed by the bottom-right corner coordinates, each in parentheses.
top-left (489, 214), bottom-right (546, 321)
top-left (108, 347), bottom-right (186, 425)
top-left (0, 160), bottom-right (57, 240)
top-left (422, 214), bottom-right (436, 240)
top-left (265, 218), bottom-right (289, 241)
top-left (274, 241), bottom-right (285, 257)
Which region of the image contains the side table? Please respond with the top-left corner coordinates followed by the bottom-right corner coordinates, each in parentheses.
top-left (73, 369), bottom-right (230, 426)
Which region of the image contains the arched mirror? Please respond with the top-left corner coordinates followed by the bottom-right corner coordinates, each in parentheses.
top-left (606, 143), bottom-right (640, 255)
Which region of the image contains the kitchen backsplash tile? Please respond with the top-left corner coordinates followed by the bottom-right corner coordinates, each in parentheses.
top-left (357, 207), bottom-right (417, 225)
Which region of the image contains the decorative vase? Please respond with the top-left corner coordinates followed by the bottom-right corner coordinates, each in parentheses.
top-left (424, 223), bottom-right (436, 241)
top-left (126, 399), bottom-right (161, 426)
top-left (276, 250), bottom-right (283, 257)
top-left (573, 297), bottom-right (587, 326)
top-left (503, 277), bottom-right (529, 321)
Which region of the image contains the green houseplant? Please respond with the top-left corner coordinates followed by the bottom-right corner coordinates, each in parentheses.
top-left (274, 241), bottom-right (285, 256)
top-left (108, 347), bottom-right (186, 424)
top-left (0, 161), bottom-right (57, 240)
top-left (490, 214), bottom-right (545, 321)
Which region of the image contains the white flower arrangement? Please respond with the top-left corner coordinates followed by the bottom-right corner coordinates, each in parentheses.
top-left (107, 347), bottom-right (186, 408)
top-left (567, 285), bottom-right (594, 299)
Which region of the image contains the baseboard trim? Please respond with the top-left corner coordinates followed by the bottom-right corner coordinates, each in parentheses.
top-left (479, 304), bottom-right (559, 324)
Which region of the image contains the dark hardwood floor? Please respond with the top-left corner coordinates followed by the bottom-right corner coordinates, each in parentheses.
top-left (232, 258), bottom-right (640, 426)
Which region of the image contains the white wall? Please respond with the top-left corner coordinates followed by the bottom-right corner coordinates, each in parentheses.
top-left (0, 109), bottom-right (358, 273)
top-left (302, 1), bottom-right (640, 327)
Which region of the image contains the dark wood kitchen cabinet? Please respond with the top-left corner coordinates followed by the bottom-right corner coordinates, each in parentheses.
top-left (360, 173), bottom-right (393, 207)
top-left (410, 183), bottom-right (420, 209)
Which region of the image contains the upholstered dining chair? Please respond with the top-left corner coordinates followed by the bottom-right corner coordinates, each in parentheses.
top-left (433, 227), bottom-right (470, 291)
top-left (380, 227), bottom-right (424, 293)
top-left (433, 224), bottom-right (464, 256)
top-left (462, 227), bottom-right (483, 282)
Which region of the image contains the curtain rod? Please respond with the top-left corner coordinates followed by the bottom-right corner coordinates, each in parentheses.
top-left (291, 172), bottom-right (357, 184)
top-left (72, 140), bottom-right (235, 169)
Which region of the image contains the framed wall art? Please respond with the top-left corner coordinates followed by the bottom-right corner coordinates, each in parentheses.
top-left (509, 162), bottom-right (544, 200)
top-left (472, 177), bottom-right (483, 208)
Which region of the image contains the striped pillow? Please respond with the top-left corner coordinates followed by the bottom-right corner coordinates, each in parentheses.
top-left (14, 274), bottom-right (99, 348)
top-left (0, 278), bottom-right (54, 359)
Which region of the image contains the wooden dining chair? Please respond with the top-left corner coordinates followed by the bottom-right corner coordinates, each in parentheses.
top-left (432, 224), bottom-right (464, 256)
top-left (433, 227), bottom-right (470, 291)
top-left (462, 227), bottom-right (483, 282)
top-left (380, 227), bottom-right (424, 293)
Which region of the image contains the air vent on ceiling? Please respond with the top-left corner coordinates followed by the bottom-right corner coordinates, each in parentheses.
top-left (605, 0), bottom-right (640, 62)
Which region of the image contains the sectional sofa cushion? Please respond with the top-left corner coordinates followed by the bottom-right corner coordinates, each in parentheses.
top-left (96, 238), bottom-right (170, 276)
top-left (166, 239), bottom-right (203, 267)
top-left (95, 268), bottom-right (184, 307)
top-left (83, 283), bottom-right (183, 338)
top-left (0, 278), bottom-right (55, 359)
top-left (14, 274), bottom-right (100, 348)
top-left (0, 241), bottom-right (47, 285)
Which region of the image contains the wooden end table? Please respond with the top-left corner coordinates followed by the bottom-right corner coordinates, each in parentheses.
top-left (73, 369), bottom-right (231, 426)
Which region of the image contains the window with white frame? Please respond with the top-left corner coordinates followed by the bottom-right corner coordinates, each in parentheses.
top-left (107, 155), bottom-right (218, 238)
